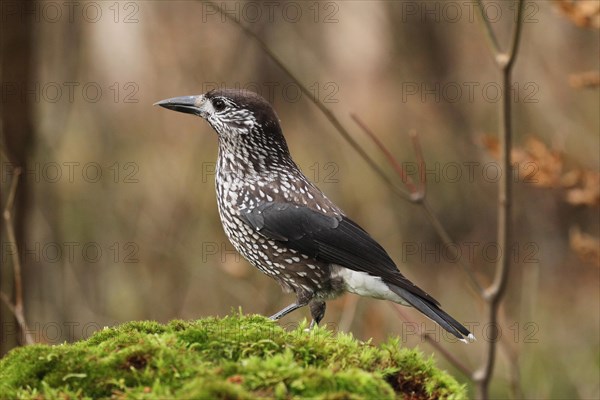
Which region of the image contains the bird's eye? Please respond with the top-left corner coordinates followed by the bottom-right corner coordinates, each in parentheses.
top-left (213, 99), bottom-right (226, 112)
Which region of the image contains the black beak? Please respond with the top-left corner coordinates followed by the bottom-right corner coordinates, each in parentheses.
top-left (154, 95), bottom-right (204, 117)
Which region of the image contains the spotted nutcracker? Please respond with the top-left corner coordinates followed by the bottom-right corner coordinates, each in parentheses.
top-left (155, 89), bottom-right (474, 343)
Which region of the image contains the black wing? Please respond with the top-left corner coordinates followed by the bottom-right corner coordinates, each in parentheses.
top-left (241, 202), bottom-right (440, 306)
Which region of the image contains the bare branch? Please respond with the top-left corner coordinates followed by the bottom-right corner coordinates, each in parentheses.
top-left (2, 167), bottom-right (34, 345)
top-left (410, 130), bottom-right (427, 200)
top-left (506, 1), bottom-right (525, 69)
top-left (0, 291), bottom-right (33, 345)
top-left (474, 1), bottom-right (525, 398)
top-left (476, 0), bottom-right (501, 56)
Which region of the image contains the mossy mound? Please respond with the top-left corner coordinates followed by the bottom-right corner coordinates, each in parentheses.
top-left (0, 314), bottom-right (466, 399)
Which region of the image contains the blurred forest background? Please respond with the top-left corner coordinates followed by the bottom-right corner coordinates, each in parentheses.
top-left (1, 0), bottom-right (598, 398)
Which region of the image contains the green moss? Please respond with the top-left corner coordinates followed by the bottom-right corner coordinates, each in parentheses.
top-left (0, 314), bottom-right (466, 399)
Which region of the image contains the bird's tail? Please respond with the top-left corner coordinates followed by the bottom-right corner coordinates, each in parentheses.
top-left (388, 285), bottom-right (475, 343)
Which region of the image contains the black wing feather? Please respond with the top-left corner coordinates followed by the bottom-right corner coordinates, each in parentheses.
top-left (241, 202), bottom-right (440, 306)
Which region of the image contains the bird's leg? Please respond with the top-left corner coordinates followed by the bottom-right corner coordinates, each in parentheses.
top-left (270, 290), bottom-right (313, 322)
top-left (269, 302), bottom-right (306, 321)
top-left (308, 300), bottom-right (326, 330)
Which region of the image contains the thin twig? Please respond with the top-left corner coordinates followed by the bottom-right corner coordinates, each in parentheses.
top-left (474, 1), bottom-right (525, 398)
top-left (392, 304), bottom-right (472, 377)
top-left (2, 167), bottom-right (34, 345)
top-left (410, 130), bottom-right (427, 199)
top-left (476, 0), bottom-right (501, 56)
top-left (0, 291), bottom-right (32, 344)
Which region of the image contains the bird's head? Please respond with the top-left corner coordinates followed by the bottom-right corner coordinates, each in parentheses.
top-left (155, 89), bottom-right (289, 157)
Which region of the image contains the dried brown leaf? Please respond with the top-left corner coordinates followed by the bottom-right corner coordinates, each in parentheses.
top-left (556, 0), bottom-right (600, 29)
top-left (522, 137), bottom-right (563, 187)
top-left (480, 135), bottom-right (564, 188)
top-left (481, 135), bottom-right (500, 159)
top-left (560, 169), bottom-right (582, 188)
top-left (569, 71), bottom-right (600, 89)
top-left (569, 226), bottom-right (600, 267)
top-left (565, 170), bottom-right (600, 206)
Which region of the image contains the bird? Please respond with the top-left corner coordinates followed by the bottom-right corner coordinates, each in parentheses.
top-left (155, 89), bottom-right (474, 343)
